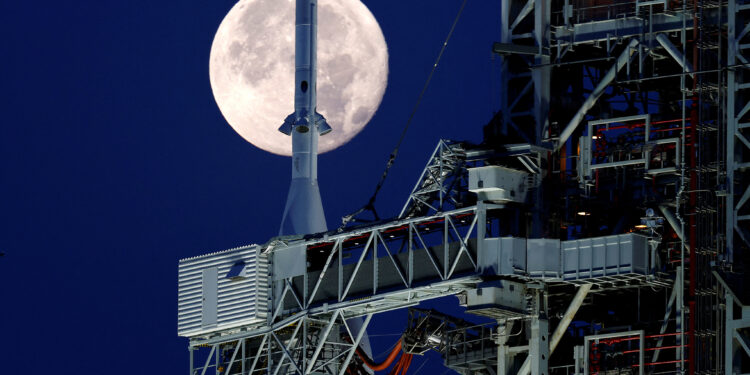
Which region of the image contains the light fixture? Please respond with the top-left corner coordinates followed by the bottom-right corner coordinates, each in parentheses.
top-left (577, 211), bottom-right (591, 216)
top-left (427, 335), bottom-right (443, 345)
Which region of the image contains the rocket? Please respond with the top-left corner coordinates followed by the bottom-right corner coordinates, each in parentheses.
top-left (279, 0), bottom-right (331, 236)
top-left (278, 0), bottom-right (374, 360)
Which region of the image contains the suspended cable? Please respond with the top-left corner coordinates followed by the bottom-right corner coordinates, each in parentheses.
top-left (372, 337), bottom-right (403, 360)
top-left (339, 0), bottom-right (469, 230)
top-left (407, 355), bottom-right (429, 375)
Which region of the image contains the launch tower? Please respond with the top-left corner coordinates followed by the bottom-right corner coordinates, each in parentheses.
top-left (179, 0), bottom-right (750, 373)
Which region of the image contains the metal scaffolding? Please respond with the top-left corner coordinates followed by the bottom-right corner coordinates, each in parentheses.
top-left (182, 0), bottom-right (750, 373)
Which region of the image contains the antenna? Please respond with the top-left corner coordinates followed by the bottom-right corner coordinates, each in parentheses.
top-left (278, 0), bottom-right (331, 236)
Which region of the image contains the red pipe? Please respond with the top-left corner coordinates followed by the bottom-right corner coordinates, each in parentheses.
top-left (622, 344), bottom-right (685, 354)
top-left (645, 332), bottom-right (681, 339)
top-left (632, 359), bottom-right (689, 367)
top-left (593, 118), bottom-right (691, 133)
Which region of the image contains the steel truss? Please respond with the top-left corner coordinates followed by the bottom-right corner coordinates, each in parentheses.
top-left (400, 140), bottom-right (469, 219)
top-left (190, 312), bottom-right (372, 375)
top-left (271, 206), bottom-right (485, 317)
top-left (188, 205), bottom-right (490, 374)
top-left (186, 200), bottom-right (663, 374)
top-left (715, 273), bottom-right (750, 373)
top-left (188, 205), bottom-right (487, 348)
top-left (182, 0), bottom-right (750, 372)
top-left (533, 0), bottom-right (739, 371)
top-left (727, 0), bottom-right (750, 259)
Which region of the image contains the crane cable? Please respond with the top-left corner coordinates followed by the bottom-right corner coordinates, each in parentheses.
top-left (339, 0), bottom-right (469, 230)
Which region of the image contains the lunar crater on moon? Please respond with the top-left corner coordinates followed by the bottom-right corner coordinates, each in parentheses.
top-left (209, 0), bottom-right (389, 156)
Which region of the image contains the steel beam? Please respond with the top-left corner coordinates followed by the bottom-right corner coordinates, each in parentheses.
top-left (518, 284), bottom-right (591, 375)
top-left (200, 344), bottom-right (216, 375)
top-left (528, 317), bottom-right (549, 375)
top-left (225, 338), bottom-right (244, 375)
top-left (655, 33), bottom-right (695, 79)
top-left (554, 13), bottom-right (694, 44)
top-left (550, 284), bottom-right (592, 352)
top-left (556, 39), bottom-right (640, 151)
top-left (249, 335), bottom-right (269, 375)
top-left (306, 312), bottom-right (340, 374)
top-left (652, 279), bottom-right (679, 363)
top-left (338, 314), bottom-right (373, 375)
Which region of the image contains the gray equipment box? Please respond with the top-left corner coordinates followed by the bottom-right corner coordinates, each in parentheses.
top-left (468, 166), bottom-right (529, 203)
top-left (178, 245), bottom-right (268, 338)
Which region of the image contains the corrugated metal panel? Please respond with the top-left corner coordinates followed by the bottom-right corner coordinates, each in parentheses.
top-left (178, 245), bottom-right (268, 338)
top-left (527, 238), bottom-right (562, 278)
top-left (561, 233), bottom-right (648, 280)
top-left (481, 233), bottom-right (650, 282)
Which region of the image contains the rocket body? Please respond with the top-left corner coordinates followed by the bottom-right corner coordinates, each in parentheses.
top-left (279, 0), bottom-right (330, 236)
top-left (277, 0), bottom-right (373, 359)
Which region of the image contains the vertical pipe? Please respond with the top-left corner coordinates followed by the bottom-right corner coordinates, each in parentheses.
top-left (639, 332), bottom-right (645, 375)
top-left (689, 104), bottom-right (699, 375)
top-left (477, 203), bottom-right (486, 268)
top-left (302, 318), bottom-right (308, 375)
top-left (499, 0), bottom-right (511, 135)
top-left (518, 284), bottom-right (591, 375)
top-left (676, 2), bottom-right (688, 370)
top-left (689, 0), bottom-right (702, 369)
top-left (215, 344), bottom-right (220, 375)
top-left (408, 223), bottom-right (414, 286)
top-left (727, 0), bottom-right (737, 265)
top-left (241, 339), bottom-right (246, 375)
top-left (190, 346), bottom-right (194, 375)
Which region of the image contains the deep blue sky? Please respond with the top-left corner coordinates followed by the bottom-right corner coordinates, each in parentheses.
top-left (1, 1), bottom-right (500, 373)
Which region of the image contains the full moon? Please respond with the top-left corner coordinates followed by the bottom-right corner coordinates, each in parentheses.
top-left (209, 0), bottom-right (388, 156)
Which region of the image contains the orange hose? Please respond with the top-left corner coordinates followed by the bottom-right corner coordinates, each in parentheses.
top-left (389, 355), bottom-right (405, 375)
top-left (399, 354), bottom-right (413, 375)
top-left (355, 339), bottom-right (403, 372)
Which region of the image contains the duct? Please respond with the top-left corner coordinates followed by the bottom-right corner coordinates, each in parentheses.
top-left (517, 284), bottom-right (592, 375)
top-left (655, 33), bottom-right (695, 79)
top-left (556, 39), bottom-right (640, 151)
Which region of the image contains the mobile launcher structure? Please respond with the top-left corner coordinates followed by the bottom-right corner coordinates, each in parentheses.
top-left (179, 0), bottom-right (750, 373)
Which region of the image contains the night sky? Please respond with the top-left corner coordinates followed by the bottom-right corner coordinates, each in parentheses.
top-left (1, 1), bottom-right (501, 373)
